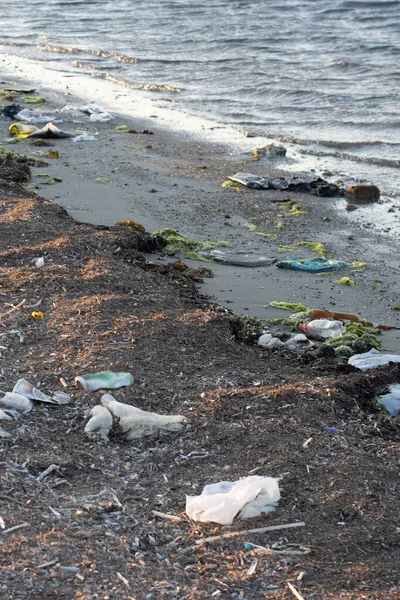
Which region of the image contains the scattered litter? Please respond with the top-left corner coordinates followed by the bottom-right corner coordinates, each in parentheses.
top-left (0, 409), bottom-right (13, 421)
top-left (228, 172), bottom-right (343, 196)
top-left (90, 111), bottom-right (113, 122)
top-left (52, 391), bottom-right (71, 404)
top-left (15, 108), bottom-right (60, 125)
top-left (376, 384), bottom-right (400, 417)
top-left (300, 319), bottom-right (345, 339)
top-left (9, 123), bottom-right (38, 139)
top-left (1, 104), bottom-right (22, 119)
top-left (95, 177), bottom-right (111, 183)
top-left (72, 134), bottom-right (97, 142)
top-left (100, 394), bottom-right (187, 440)
top-left (0, 428), bottom-right (12, 438)
top-left (13, 378), bottom-right (51, 403)
top-left (185, 475), bottom-right (280, 525)
top-left (326, 427), bottom-right (344, 433)
top-left (349, 348), bottom-right (400, 370)
top-left (198, 249), bottom-right (276, 268)
top-left (29, 123), bottom-right (74, 139)
top-left (277, 258), bottom-right (349, 272)
top-left (75, 371), bottom-right (134, 392)
top-left (0, 393), bottom-right (33, 414)
top-left (84, 405), bottom-right (113, 441)
top-left (257, 333), bottom-right (285, 349)
top-left (31, 311), bottom-right (44, 319)
top-left (33, 257), bottom-right (45, 267)
top-left (257, 333), bottom-right (308, 350)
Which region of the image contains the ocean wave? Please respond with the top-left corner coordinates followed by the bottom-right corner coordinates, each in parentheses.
top-left (91, 72), bottom-right (180, 93)
top-left (38, 44), bottom-right (138, 64)
top-left (299, 148), bottom-right (400, 169)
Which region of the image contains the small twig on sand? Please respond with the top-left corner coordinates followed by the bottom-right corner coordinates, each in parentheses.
top-left (195, 522), bottom-right (305, 547)
top-left (0, 299), bottom-right (26, 322)
top-left (37, 559), bottom-right (58, 569)
top-left (287, 581), bottom-right (306, 600)
top-left (36, 464), bottom-right (60, 483)
top-left (117, 572), bottom-right (130, 587)
top-left (2, 522), bottom-right (29, 535)
top-left (0, 494), bottom-right (25, 506)
top-left (152, 510), bottom-right (182, 523)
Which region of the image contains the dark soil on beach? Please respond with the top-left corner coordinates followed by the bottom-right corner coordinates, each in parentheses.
top-left (0, 157), bottom-right (400, 600)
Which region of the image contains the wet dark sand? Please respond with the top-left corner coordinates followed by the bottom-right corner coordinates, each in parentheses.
top-left (2, 79), bottom-right (400, 351)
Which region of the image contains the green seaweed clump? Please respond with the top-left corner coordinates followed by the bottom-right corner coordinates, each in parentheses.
top-left (23, 96), bottom-right (46, 104)
top-left (221, 180), bottom-right (243, 191)
top-left (153, 228), bottom-right (231, 258)
top-left (268, 301), bottom-right (311, 313)
top-left (335, 276), bottom-right (355, 286)
top-left (295, 241), bottom-right (330, 258)
top-left (328, 322), bottom-right (382, 354)
top-left (334, 345), bottom-right (355, 358)
top-left (0, 146), bottom-right (48, 166)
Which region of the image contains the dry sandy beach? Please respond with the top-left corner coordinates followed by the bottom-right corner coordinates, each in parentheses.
top-left (0, 74), bottom-right (399, 599)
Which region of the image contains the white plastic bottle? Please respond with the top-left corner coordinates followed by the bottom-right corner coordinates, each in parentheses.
top-left (300, 319), bottom-right (345, 339)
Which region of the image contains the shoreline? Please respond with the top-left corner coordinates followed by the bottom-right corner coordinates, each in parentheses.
top-left (1, 70), bottom-right (400, 351)
top-left (0, 76), bottom-right (400, 598)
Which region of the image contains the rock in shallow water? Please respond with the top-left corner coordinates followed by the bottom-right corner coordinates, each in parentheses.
top-left (345, 184), bottom-right (380, 204)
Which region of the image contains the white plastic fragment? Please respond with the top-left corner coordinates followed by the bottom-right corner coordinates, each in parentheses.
top-left (257, 333), bottom-right (309, 350)
top-left (376, 383), bottom-right (400, 416)
top-left (75, 371), bottom-right (134, 392)
top-left (185, 475), bottom-right (281, 525)
top-left (257, 333), bottom-right (284, 349)
top-left (284, 333), bottom-right (308, 350)
top-left (0, 392), bottom-right (33, 414)
top-left (33, 257), bottom-right (45, 267)
top-left (51, 391), bottom-right (71, 405)
top-left (84, 405), bottom-right (113, 441)
top-left (0, 408), bottom-right (13, 421)
top-left (101, 394), bottom-right (187, 440)
top-left (0, 428), bottom-right (12, 438)
top-left (72, 135), bottom-right (97, 142)
top-left (349, 348), bottom-right (400, 370)
top-left (301, 319), bottom-right (345, 339)
top-left (13, 378), bottom-right (52, 402)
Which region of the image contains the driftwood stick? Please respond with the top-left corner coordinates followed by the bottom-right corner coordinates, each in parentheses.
top-left (152, 510), bottom-right (182, 523)
top-left (36, 464), bottom-right (60, 483)
top-left (287, 582), bottom-right (306, 600)
top-left (0, 299), bottom-right (26, 321)
top-left (195, 521), bottom-right (305, 546)
top-left (2, 522), bottom-right (29, 535)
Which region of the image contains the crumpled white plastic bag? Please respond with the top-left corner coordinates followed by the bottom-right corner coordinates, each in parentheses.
top-left (186, 475), bottom-right (280, 525)
top-left (349, 348), bottom-right (400, 370)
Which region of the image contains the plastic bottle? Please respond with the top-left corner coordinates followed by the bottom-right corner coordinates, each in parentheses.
top-left (309, 309), bottom-right (395, 331)
top-left (300, 319), bottom-right (345, 339)
top-left (309, 309), bottom-right (362, 324)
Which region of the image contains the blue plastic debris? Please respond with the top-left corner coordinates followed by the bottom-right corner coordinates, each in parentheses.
top-left (326, 427), bottom-right (343, 433)
top-left (276, 258), bottom-right (349, 273)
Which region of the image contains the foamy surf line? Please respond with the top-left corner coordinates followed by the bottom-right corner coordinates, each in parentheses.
top-left (1, 52), bottom-right (399, 237)
top-left (0, 53), bottom-right (246, 150)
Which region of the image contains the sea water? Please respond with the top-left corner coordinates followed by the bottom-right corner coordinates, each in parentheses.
top-left (1, 0), bottom-right (399, 211)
